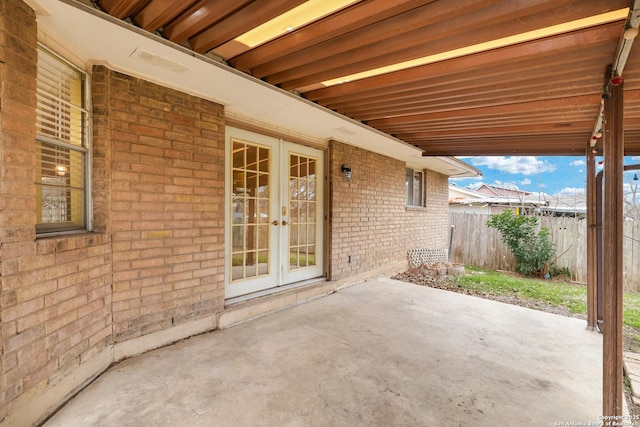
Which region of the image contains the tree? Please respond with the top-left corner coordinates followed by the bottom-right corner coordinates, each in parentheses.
top-left (487, 210), bottom-right (555, 277)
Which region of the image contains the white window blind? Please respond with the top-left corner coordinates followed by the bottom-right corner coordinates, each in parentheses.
top-left (35, 47), bottom-right (90, 234)
top-left (406, 168), bottom-right (424, 207)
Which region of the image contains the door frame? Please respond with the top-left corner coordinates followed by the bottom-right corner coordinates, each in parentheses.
top-left (224, 125), bottom-right (327, 301)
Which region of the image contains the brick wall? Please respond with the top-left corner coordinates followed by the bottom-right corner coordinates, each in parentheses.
top-left (0, 0), bottom-right (37, 419)
top-left (329, 141), bottom-right (450, 280)
top-left (91, 67), bottom-right (226, 343)
top-left (0, 17), bottom-right (226, 421)
top-left (0, 1), bottom-right (113, 421)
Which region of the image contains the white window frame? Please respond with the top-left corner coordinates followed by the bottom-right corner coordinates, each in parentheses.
top-left (406, 167), bottom-right (425, 207)
top-left (35, 44), bottom-right (92, 235)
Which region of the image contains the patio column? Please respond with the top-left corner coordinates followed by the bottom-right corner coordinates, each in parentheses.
top-left (586, 148), bottom-right (597, 330)
top-left (602, 66), bottom-right (624, 417)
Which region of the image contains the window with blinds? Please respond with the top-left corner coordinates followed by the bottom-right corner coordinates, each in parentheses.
top-left (35, 46), bottom-right (90, 234)
top-left (405, 167), bottom-right (424, 207)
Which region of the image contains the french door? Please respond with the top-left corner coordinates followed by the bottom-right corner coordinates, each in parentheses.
top-left (225, 127), bottom-right (324, 299)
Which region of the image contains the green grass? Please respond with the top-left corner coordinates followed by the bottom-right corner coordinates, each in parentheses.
top-left (454, 266), bottom-right (640, 328)
top-left (624, 292), bottom-right (640, 329)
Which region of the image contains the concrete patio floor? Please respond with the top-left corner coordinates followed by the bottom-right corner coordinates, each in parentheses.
top-left (44, 277), bottom-right (602, 427)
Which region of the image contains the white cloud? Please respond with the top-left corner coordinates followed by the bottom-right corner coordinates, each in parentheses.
top-left (519, 178), bottom-right (531, 186)
top-left (471, 156), bottom-right (556, 175)
top-left (570, 159), bottom-right (585, 167)
top-left (467, 182), bottom-right (485, 190)
top-left (493, 180), bottom-right (520, 190)
top-left (556, 187), bottom-right (586, 196)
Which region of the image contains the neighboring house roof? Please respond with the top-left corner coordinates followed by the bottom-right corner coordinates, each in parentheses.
top-left (474, 184), bottom-right (533, 198)
top-left (448, 184), bottom-right (490, 202)
top-left (448, 184), bottom-right (546, 207)
top-left (540, 193), bottom-right (587, 216)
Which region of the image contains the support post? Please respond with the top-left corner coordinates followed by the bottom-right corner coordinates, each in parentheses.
top-left (586, 147), bottom-right (597, 329)
top-left (602, 66), bottom-right (625, 417)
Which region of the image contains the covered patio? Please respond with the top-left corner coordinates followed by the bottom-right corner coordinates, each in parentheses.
top-left (2, 1), bottom-right (639, 424)
top-left (44, 278), bottom-right (602, 427)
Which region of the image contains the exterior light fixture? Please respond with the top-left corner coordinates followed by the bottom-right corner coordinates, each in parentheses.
top-left (341, 165), bottom-right (352, 182)
top-left (602, 84), bottom-right (611, 99)
top-left (634, 173), bottom-right (639, 181)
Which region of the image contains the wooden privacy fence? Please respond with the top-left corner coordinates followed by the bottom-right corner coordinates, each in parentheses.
top-left (449, 212), bottom-right (640, 292)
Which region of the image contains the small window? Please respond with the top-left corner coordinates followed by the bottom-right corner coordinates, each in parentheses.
top-left (406, 168), bottom-right (424, 207)
top-left (35, 46), bottom-right (90, 234)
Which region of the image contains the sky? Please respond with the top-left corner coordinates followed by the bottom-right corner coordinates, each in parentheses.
top-left (450, 155), bottom-right (640, 199)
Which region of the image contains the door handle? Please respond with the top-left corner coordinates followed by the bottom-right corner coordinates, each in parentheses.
top-left (282, 220), bottom-right (288, 226)
top-left (272, 220), bottom-right (279, 226)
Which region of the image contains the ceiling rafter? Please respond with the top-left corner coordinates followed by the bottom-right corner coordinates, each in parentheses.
top-left (189, 0), bottom-right (308, 53)
top-left (229, 0), bottom-right (436, 72)
top-left (304, 22), bottom-right (622, 101)
top-left (266, 0), bottom-right (627, 89)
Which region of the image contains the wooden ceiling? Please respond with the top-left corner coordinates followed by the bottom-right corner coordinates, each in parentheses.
top-left (95, 0), bottom-right (640, 156)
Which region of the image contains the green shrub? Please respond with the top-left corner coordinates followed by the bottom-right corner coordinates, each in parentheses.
top-left (487, 211), bottom-right (555, 277)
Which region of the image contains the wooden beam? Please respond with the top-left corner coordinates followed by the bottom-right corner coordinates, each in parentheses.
top-left (162, 0), bottom-right (251, 43)
top-left (586, 145), bottom-right (597, 329)
top-left (329, 70), bottom-right (601, 115)
top-left (393, 121), bottom-right (594, 138)
top-left (189, 0), bottom-right (307, 53)
top-left (133, 0), bottom-right (192, 31)
top-left (303, 22), bottom-right (621, 100)
top-left (367, 94), bottom-right (601, 127)
top-left (417, 135), bottom-right (589, 156)
top-left (96, 0), bottom-right (149, 19)
top-left (267, 0), bottom-right (627, 88)
top-left (312, 44), bottom-right (614, 104)
top-left (602, 66), bottom-right (624, 417)
top-left (229, 0), bottom-right (437, 71)
top-left (257, 0), bottom-right (502, 81)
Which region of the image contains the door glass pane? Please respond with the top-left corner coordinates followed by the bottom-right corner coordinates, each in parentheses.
top-left (231, 140), bottom-right (270, 282)
top-left (289, 153), bottom-right (318, 271)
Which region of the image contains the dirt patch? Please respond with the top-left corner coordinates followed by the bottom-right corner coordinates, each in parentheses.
top-left (392, 265), bottom-right (586, 321)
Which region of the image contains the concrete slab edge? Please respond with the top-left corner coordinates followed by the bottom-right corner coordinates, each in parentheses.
top-left (216, 263), bottom-right (407, 330)
top-left (0, 348), bottom-right (112, 427)
top-left (217, 282), bottom-right (337, 329)
top-left (0, 316), bottom-right (218, 427)
top-left (113, 315), bottom-right (218, 361)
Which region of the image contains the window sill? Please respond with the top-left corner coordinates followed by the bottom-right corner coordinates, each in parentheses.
top-left (36, 231), bottom-right (111, 254)
top-left (405, 205), bottom-right (427, 212)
